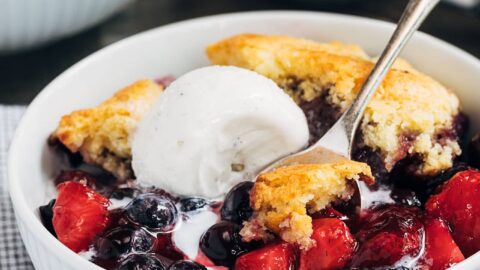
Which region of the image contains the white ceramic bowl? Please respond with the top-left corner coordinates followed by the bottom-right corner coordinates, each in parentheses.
top-left (8, 11), bottom-right (480, 270)
top-left (0, 0), bottom-right (131, 53)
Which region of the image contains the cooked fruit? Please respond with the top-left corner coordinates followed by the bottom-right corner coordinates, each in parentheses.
top-left (125, 193), bottom-right (178, 231)
top-left (200, 221), bottom-right (260, 267)
top-left (390, 188), bottom-right (422, 207)
top-left (299, 218), bottom-right (355, 270)
top-left (310, 207), bottom-right (347, 220)
top-left (220, 181), bottom-right (254, 223)
top-left (180, 197), bottom-right (208, 212)
top-left (426, 169), bottom-right (480, 256)
top-left (350, 205), bottom-right (423, 268)
top-left (39, 199), bottom-right (56, 237)
top-left (168, 260), bottom-right (207, 270)
top-left (154, 233), bottom-right (184, 261)
top-left (423, 162), bottom-right (470, 199)
top-left (468, 135), bottom-right (480, 169)
top-left (155, 75), bottom-right (176, 87)
top-left (52, 181), bottom-right (110, 252)
top-left (235, 242), bottom-right (297, 270)
top-left (117, 253), bottom-right (167, 270)
top-left (95, 226), bottom-right (155, 259)
top-left (220, 181), bottom-right (253, 224)
top-left (389, 160), bottom-right (470, 204)
top-left (54, 169), bottom-right (97, 188)
top-left (417, 217), bottom-right (464, 270)
top-left (109, 187), bottom-right (141, 200)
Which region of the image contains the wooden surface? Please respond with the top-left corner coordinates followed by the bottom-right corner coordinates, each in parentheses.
top-left (0, 0), bottom-right (478, 104)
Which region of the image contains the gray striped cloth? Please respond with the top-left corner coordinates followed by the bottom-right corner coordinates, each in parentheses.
top-left (0, 105), bottom-right (34, 270)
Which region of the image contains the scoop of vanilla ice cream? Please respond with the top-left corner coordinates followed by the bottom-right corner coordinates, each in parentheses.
top-left (132, 66), bottom-right (309, 198)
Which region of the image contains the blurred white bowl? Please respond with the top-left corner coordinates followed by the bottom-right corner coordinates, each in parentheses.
top-left (8, 11), bottom-right (480, 270)
top-left (445, 0), bottom-right (479, 8)
top-left (0, 0), bottom-right (131, 53)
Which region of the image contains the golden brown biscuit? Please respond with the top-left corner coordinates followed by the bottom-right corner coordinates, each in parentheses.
top-left (207, 34), bottom-right (461, 176)
top-left (53, 80), bottom-right (163, 179)
top-left (240, 161), bottom-right (373, 250)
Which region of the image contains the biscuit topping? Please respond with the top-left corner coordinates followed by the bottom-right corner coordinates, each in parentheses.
top-left (207, 34), bottom-right (462, 176)
top-left (53, 80), bottom-right (163, 179)
top-left (240, 161), bottom-right (374, 249)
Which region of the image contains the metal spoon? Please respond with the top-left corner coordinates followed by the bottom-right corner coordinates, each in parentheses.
top-left (258, 0), bottom-right (440, 209)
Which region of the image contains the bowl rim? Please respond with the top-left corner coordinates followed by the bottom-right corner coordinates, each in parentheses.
top-left (8, 10), bottom-right (480, 269)
top-left (0, 0), bottom-right (132, 53)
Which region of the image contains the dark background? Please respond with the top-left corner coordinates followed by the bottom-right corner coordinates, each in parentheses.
top-left (0, 0), bottom-right (478, 105)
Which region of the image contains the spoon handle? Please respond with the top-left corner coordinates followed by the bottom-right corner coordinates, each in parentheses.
top-left (314, 0), bottom-right (440, 157)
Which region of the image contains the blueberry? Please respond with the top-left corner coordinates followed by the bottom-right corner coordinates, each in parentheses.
top-left (390, 189), bottom-right (422, 207)
top-left (425, 162), bottom-right (470, 196)
top-left (180, 197), bottom-right (208, 212)
top-left (95, 226), bottom-right (134, 259)
top-left (126, 193), bottom-right (178, 231)
top-left (95, 226), bottom-right (155, 259)
top-left (131, 229), bottom-right (155, 252)
top-left (200, 221), bottom-right (260, 267)
top-left (468, 135), bottom-right (480, 169)
top-left (118, 254), bottom-right (166, 270)
top-left (39, 199), bottom-right (56, 237)
top-left (220, 182), bottom-right (253, 223)
top-left (168, 260), bottom-right (207, 270)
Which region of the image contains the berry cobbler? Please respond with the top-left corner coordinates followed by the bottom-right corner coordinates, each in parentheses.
top-left (39, 34), bottom-right (480, 270)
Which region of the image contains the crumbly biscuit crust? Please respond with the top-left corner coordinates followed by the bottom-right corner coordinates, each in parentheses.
top-left (241, 162), bottom-right (373, 249)
top-left (207, 34), bottom-right (461, 175)
top-left (53, 80), bottom-right (163, 179)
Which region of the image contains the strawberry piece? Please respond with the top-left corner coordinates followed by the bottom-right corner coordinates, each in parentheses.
top-left (418, 217), bottom-right (464, 270)
top-left (426, 169), bottom-right (480, 256)
top-left (350, 205), bottom-right (423, 268)
top-left (53, 181), bottom-right (110, 252)
top-left (299, 218), bottom-right (355, 270)
top-left (235, 242), bottom-right (297, 270)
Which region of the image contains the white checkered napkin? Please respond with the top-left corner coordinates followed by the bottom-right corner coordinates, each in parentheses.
top-left (0, 105), bottom-right (34, 270)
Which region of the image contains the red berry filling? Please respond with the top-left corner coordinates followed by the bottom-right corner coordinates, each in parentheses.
top-left (350, 205), bottom-right (424, 268)
top-left (417, 217), bottom-right (464, 270)
top-left (52, 181), bottom-right (110, 252)
top-left (38, 97), bottom-right (477, 270)
top-left (235, 242), bottom-right (297, 270)
top-left (299, 218), bottom-right (355, 270)
top-left (426, 169), bottom-right (480, 257)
